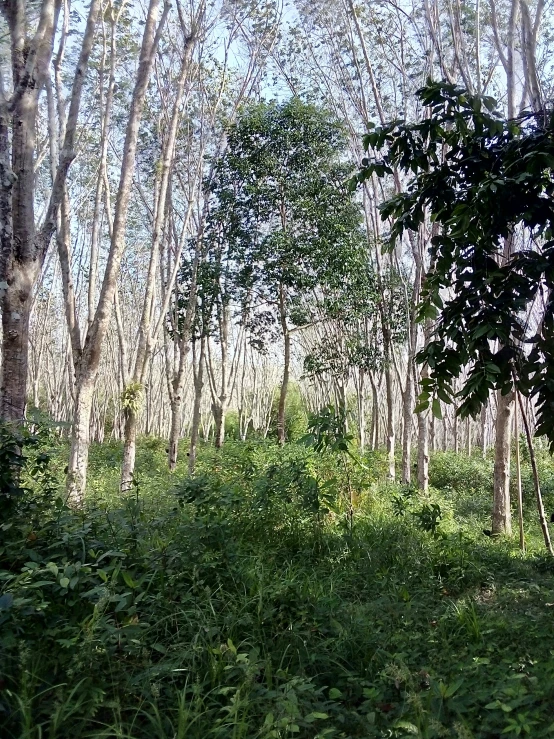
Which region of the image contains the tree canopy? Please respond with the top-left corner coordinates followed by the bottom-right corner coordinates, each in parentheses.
top-left (355, 81), bottom-right (554, 445)
top-left (204, 97), bottom-right (365, 347)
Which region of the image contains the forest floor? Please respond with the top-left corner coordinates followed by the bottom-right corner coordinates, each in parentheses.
top-left (2, 435), bottom-right (554, 738)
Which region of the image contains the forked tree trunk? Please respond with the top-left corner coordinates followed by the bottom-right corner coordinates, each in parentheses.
top-left (0, 0), bottom-right (100, 425)
top-left (65, 0), bottom-right (167, 504)
top-left (492, 389), bottom-right (514, 535)
top-left (120, 19), bottom-right (199, 487)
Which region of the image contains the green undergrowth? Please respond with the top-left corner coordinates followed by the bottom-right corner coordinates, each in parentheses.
top-left (2, 434), bottom-right (554, 738)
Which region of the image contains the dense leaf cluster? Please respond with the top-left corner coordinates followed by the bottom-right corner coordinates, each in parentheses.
top-left (203, 98), bottom-right (365, 348)
top-left (356, 81), bottom-right (554, 442)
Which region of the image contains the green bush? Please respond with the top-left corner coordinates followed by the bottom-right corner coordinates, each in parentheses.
top-left (2, 436), bottom-right (554, 737)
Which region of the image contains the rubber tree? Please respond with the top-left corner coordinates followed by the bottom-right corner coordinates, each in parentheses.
top-left (119, 4), bottom-right (203, 492)
top-left (65, 0), bottom-right (169, 503)
top-left (204, 98), bottom-right (364, 444)
top-left (356, 80), bottom-right (554, 551)
top-left (0, 0), bottom-right (100, 422)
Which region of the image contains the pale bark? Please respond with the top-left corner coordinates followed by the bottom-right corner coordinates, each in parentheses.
top-left (0, 0), bottom-right (100, 422)
top-left (189, 337), bottom-right (206, 474)
top-left (65, 372), bottom-right (95, 502)
top-left (168, 392), bottom-right (184, 472)
top-left (120, 406), bottom-right (138, 492)
top-left (277, 284), bottom-right (290, 445)
top-left (514, 394), bottom-right (525, 551)
top-left (492, 389), bottom-right (514, 535)
top-left (480, 402), bottom-right (488, 457)
top-left (401, 362), bottom-right (413, 484)
top-left (518, 391), bottom-right (553, 555)
top-left (67, 0), bottom-right (168, 503)
top-left (384, 354), bottom-right (395, 478)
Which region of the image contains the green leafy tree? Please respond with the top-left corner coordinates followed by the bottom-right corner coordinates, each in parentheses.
top-left (355, 80), bottom-right (554, 548)
top-left (355, 81), bottom-right (554, 437)
top-left (205, 98), bottom-right (364, 443)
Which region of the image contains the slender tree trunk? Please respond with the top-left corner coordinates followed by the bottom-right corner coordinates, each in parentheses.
top-left (384, 356), bottom-right (395, 478)
top-left (492, 389), bottom-right (514, 535)
top-left (168, 392), bottom-right (184, 473)
top-left (514, 394), bottom-right (525, 551)
top-left (369, 372), bottom-right (379, 450)
top-left (189, 337), bottom-right (206, 474)
top-left (417, 408), bottom-right (429, 492)
top-left (453, 404), bottom-right (459, 453)
top-left (66, 372), bottom-right (96, 502)
top-left (480, 402), bottom-right (488, 457)
top-left (1, 278), bottom-right (35, 420)
top-left (401, 362), bottom-right (413, 483)
top-left (358, 368), bottom-right (366, 452)
top-left (277, 285), bottom-right (290, 445)
top-left (120, 406), bottom-right (138, 492)
top-left (213, 399), bottom-right (227, 449)
top-left (65, 0), bottom-right (166, 502)
top-left (518, 391), bottom-right (553, 555)
top-left (417, 316), bottom-right (432, 491)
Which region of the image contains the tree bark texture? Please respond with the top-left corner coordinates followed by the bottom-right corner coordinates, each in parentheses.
top-left (277, 285), bottom-right (290, 445)
top-left (492, 389), bottom-right (514, 535)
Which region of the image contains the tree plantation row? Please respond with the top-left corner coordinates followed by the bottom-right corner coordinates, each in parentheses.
top-left (1, 0), bottom-right (554, 540)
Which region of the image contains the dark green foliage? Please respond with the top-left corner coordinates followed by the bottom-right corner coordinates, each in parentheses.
top-left (3, 435), bottom-right (554, 737)
top-left (356, 81), bottom-right (554, 443)
top-left (204, 98), bottom-right (365, 350)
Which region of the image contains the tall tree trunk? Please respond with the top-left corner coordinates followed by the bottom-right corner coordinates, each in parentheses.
top-left (277, 285), bottom-right (290, 445)
top-left (66, 372), bottom-right (96, 502)
top-left (369, 372), bottom-right (379, 450)
top-left (384, 355), bottom-right (395, 478)
top-left (168, 392), bottom-right (184, 473)
top-left (357, 368), bottom-right (366, 452)
top-left (1, 276), bottom-right (34, 420)
top-left (120, 406), bottom-right (138, 492)
top-left (453, 405), bottom-right (460, 453)
top-left (189, 337), bottom-right (206, 474)
top-left (213, 399), bottom-right (227, 449)
top-left (480, 402), bottom-right (488, 457)
top-left (401, 362), bottom-right (413, 484)
top-left (417, 407), bottom-right (429, 492)
top-left (417, 317), bottom-right (432, 491)
top-left (65, 0), bottom-right (167, 503)
top-left (492, 389), bottom-right (514, 535)
top-left (0, 0), bottom-right (100, 423)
